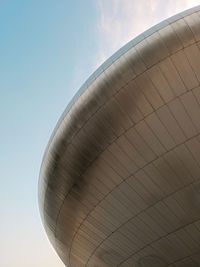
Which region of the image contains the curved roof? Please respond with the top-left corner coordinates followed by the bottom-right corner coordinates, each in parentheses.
top-left (39, 5), bottom-right (200, 266)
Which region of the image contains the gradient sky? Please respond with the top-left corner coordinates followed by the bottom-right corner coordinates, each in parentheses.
top-left (1, 1), bottom-right (200, 266)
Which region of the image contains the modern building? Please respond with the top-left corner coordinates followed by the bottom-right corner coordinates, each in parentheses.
top-left (39, 5), bottom-right (200, 267)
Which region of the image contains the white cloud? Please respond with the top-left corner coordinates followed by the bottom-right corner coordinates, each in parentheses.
top-left (95, 0), bottom-right (200, 67)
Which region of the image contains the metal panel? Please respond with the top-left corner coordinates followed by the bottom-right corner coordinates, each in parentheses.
top-left (136, 32), bottom-right (168, 68)
top-left (158, 24), bottom-right (183, 54)
top-left (152, 158), bottom-right (182, 193)
top-left (135, 120), bottom-right (166, 156)
top-left (126, 174), bottom-right (157, 206)
top-left (156, 105), bottom-right (186, 144)
top-left (134, 169), bottom-right (165, 201)
top-left (174, 143), bottom-right (200, 181)
top-left (115, 88), bottom-right (143, 124)
top-left (125, 127), bottom-right (156, 162)
top-left (124, 79), bottom-right (154, 116)
top-left (108, 140), bottom-right (140, 172)
top-left (118, 181), bottom-right (147, 211)
top-left (147, 65), bottom-right (175, 103)
top-left (185, 44), bottom-right (200, 82)
top-left (168, 98), bottom-right (197, 138)
top-left (163, 150), bottom-right (194, 185)
top-left (136, 72), bottom-right (164, 109)
top-left (144, 163), bottom-right (174, 195)
top-left (145, 112), bottom-right (176, 150)
top-left (116, 135), bottom-right (146, 168)
top-left (184, 12), bottom-right (200, 41)
top-left (174, 257), bottom-right (198, 267)
top-left (138, 211), bottom-right (166, 237)
top-left (123, 46), bottom-right (146, 75)
top-left (112, 55), bottom-right (136, 83)
top-left (171, 18), bottom-right (195, 47)
top-left (180, 90), bottom-right (200, 132)
top-left (186, 137), bottom-right (200, 167)
top-left (171, 50), bottom-right (199, 90)
top-left (158, 57), bottom-right (186, 96)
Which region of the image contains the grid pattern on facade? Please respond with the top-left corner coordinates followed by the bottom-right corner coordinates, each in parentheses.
top-left (39, 5), bottom-right (200, 267)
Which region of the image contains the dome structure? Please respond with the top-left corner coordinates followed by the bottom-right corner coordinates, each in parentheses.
top-left (39, 5), bottom-right (200, 266)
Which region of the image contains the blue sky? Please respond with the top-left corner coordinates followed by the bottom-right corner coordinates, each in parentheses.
top-left (1, 0), bottom-right (200, 266)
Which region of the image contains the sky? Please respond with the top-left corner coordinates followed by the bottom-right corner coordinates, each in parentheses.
top-left (1, 0), bottom-right (200, 266)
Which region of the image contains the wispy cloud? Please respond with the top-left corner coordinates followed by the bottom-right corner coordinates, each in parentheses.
top-left (95, 0), bottom-right (200, 67)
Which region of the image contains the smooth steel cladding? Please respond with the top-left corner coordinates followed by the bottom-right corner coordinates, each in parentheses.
top-left (39, 5), bottom-right (200, 267)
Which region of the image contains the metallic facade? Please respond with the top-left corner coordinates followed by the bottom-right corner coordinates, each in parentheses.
top-left (39, 5), bottom-right (200, 266)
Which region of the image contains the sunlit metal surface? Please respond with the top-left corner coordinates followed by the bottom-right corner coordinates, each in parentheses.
top-left (39, 5), bottom-right (200, 266)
